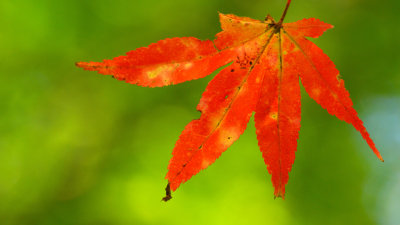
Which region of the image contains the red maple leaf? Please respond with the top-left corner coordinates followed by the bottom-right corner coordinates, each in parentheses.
top-left (76, 0), bottom-right (383, 200)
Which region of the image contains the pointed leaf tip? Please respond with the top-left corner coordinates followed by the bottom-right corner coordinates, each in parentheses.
top-left (75, 61), bottom-right (101, 71)
top-left (274, 190), bottom-right (285, 200)
top-left (162, 183), bottom-right (172, 202)
top-left (75, 61), bottom-right (86, 68)
top-left (284, 18), bottom-right (334, 38)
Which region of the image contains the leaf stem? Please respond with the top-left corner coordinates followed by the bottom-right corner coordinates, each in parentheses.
top-left (276, 0), bottom-right (292, 28)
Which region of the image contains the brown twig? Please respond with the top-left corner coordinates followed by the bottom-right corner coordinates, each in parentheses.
top-left (275, 0), bottom-right (292, 28)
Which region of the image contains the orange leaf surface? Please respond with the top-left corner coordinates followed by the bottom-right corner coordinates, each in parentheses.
top-left (77, 1), bottom-right (383, 200)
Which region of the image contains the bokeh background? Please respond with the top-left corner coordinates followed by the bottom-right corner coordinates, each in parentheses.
top-left (1, 0), bottom-right (399, 224)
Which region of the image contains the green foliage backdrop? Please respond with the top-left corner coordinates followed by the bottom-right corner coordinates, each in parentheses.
top-left (0, 0), bottom-right (399, 224)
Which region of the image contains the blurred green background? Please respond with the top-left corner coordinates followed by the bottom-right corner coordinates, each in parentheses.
top-left (1, 0), bottom-right (399, 224)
